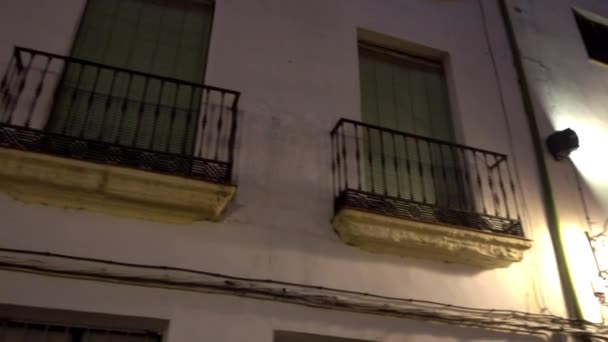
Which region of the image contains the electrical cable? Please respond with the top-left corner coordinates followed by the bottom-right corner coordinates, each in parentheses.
top-left (496, 0), bottom-right (587, 333)
top-left (477, 0), bottom-right (550, 314)
top-left (0, 247), bottom-right (607, 340)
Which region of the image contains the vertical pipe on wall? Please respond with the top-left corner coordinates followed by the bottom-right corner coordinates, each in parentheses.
top-left (497, 0), bottom-right (585, 328)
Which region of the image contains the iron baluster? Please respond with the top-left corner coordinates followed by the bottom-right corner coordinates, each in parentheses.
top-left (166, 83), bottom-right (180, 153)
top-left (7, 51), bottom-right (35, 123)
top-left (391, 131), bottom-right (401, 198)
top-left (98, 69), bottom-right (118, 141)
top-left (341, 123), bottom-right (348, 189)
top-left (496, 157), bottom-right (510, 218)
top-left (14, 47), bottom-right (24, 71)
top-left (196, 88), bottom-right (210, 158)
top-left (472, 150), bottom-right (487, 215)
top-left (1, 54), bottom-right (16, 116)
top-left (404, 136), bottom-right (414, 201)
top-left (415, 137), bottom-right (426, 203)
top-left (371, 50), bottom-right (382, 192)
top-left (331, 131), bottom-right (337, 198)
top-left (336, 128), bottom-right (343, 193)
top-left (226, 93), bottom-right (240, 181)
top-left (461, 150), bottom-right (483, 211)
top-left (457, 146), bottom-right (473, 212)
top-left (390, 56), bottom-right (403, 197)
top-left (149, 80), bottom-right (166, 151)
top-left (439, 144), bottom-right (450, 208)
top-left (354, 123), bottom-right (362, 191)
top-left (132, 76), bottom-right (151, 147)
top-left (114, 73), bottom-right (133, 144)
top-left (379, 129), bottom-right (387, 196)
top-left (506, 160), bottom-right (521, 221)
top-left (25, 55), bottom-right (52, 128)
top-left (462, 149), bottom-right (474, 213)
top-left (63, 62), bottom-right (86, 135)
top-left (484, 153), bottom-right (500, 216)
top-left (182, 85), bottom-right (197, 156)
top-left (426, 140), bottom-right (436, 205)
top-left (366, 126), bottom-right (374, 193)
top-left (79, 66), bottom-right (102, 138)
top-left (215, 92), bottom-right (225, 160)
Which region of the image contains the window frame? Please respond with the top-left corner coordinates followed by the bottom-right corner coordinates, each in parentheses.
top-left (573, 8), bottom-right (608, 66)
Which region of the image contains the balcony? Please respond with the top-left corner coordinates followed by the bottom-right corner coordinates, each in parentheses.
top-left (330, 119), bottom-right (532, 268)
top-left (0, 47), bottom-right (240, 223)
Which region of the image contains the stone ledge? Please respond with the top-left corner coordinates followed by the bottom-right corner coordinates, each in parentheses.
top-left (333, 208), bottom-right (532, 268)
top-left (0, 147), bottom-right (236, 223)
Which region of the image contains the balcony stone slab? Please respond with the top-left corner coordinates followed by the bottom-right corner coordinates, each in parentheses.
top-left (333, 208), bottom-right (532, 268)
top-left (0, 147), bottom-right (235, 223)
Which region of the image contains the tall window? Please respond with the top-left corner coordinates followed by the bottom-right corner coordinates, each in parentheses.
top-left (358, 44), bottom-right (454, 140)
top-left (0, 304), bottom-right (164, 342)
top-left (574, 9), bottom-right (608, 65)
top-left (47, 0), bottom-right (214, 155)
top-left (358, 43), bottom-right (464, 207)
top-left (1, 321), bottom-right (159, 342)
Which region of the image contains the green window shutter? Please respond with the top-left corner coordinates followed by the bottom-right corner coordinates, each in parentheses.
top-left (70, 0), bottom-right (212, 81)
top-left (358, 44), bottom-right (466, 209)
top-left (47, 0), bottom-right (213, 156)
top-left (359, 45), bottom-right (454, 139)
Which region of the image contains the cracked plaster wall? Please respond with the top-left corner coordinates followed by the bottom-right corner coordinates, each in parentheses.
top-left (508, 0), bottom-right (608, 323)
top-left (0, 0), bottom-right (572, 340)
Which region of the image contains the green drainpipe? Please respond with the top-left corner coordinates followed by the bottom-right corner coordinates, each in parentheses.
top-left (497, 0), bottom-right (585, 326)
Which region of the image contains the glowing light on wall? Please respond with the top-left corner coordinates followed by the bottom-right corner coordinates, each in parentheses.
top-left (553, 109), bottom-right (608, 186)
top-left (567, 123), bottom-right (608, 185)
top-left (589, 233), bottom-right (608, 276)
top-left (561, 227), bottom-right (603, 323)
top-left (587, 232), bottom-right (608, 307)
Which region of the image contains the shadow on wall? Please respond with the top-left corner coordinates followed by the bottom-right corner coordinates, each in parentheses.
top-left (218, 107), bottom-right (486, 276)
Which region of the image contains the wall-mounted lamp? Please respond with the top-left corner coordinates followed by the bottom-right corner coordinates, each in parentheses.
top-left (546, 128), bottom-right (579, 161)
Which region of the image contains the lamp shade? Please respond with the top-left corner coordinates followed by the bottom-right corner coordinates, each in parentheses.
top-left (546, 128), bottom-right (579, 161)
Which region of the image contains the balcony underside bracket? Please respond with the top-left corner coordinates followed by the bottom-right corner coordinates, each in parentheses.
top-left (0, 147), bottom-right (236, 223)
top-left (333, 208), bottom-right (532, 268)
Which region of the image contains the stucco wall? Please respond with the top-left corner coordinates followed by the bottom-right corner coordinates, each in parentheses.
top-left (0, 271), bottom-right (548, 342)
top-left (0, 0), bottom-right (571, 339)
top-left (508, 0), bottom-right (608, 323)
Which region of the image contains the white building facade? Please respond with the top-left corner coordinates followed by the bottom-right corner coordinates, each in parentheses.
top-left (0, 0), bottom-right (605, 341)
top-left (509, 0), bottom-right (608, 328)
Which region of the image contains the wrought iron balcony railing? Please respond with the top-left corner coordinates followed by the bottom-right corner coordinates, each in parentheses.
top-left (0, 47), bottom-right (240, 183)
top-left (331, 118), bottom-right (524, 237)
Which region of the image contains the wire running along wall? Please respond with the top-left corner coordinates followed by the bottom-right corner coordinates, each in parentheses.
top-left (0, 248), bottom-right (606, 340)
